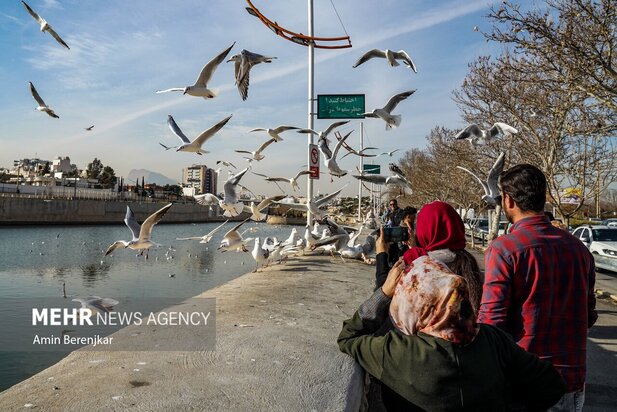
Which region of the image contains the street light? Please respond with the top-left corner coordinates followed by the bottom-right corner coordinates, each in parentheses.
top-left (244, 0), bottom-right (351, 225)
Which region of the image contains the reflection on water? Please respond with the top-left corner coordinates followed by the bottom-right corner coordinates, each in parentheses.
top-left (0, 221), bottom-right (293, 391)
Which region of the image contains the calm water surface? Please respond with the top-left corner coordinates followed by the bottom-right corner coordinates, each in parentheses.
top-left (0, 221), bottom-right (294, 391)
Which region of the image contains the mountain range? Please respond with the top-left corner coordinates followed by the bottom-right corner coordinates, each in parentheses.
top-left (126, 169), bottom-right (177, 186)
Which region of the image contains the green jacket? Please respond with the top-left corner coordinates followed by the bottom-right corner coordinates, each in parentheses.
top-left (338, 289), bottom-right (566, 411)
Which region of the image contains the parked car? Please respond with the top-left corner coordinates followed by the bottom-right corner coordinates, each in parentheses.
top-left (601, 218), bottom-right (617, 226)
top-left (571, 225), bottom-right (617, 272)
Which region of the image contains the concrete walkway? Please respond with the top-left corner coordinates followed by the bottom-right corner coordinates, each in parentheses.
top-left (0, 255), bottom-right (373, 411)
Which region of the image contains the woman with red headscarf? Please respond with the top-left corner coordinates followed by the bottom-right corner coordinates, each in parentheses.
top-left (338, 201), bottom-right (566, 411)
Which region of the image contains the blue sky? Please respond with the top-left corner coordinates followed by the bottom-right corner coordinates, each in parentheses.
top-left (0, 0), bottom-right (534, 197)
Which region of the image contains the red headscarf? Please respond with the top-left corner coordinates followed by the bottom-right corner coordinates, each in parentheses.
top-left (403, 201), bottom-right (466, 265)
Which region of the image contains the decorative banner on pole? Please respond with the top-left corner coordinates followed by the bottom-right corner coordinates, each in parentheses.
top-left (317, 94), bottom-right (365, 119)
top-left (309, 144), bottom-right (320, 179)
top-left (363, 164), bottom-right (380, 175)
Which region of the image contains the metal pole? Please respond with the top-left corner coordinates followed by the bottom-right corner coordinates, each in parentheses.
top-left (306, 0), bottom-right (315, 226)
top-left (358, 122), bottom-right (363, 222)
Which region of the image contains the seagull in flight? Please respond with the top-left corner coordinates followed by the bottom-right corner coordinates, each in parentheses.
top-left (456, 152), bottom-right (506, 207)
top-left (104, 203), bottom-right (172, 259)
top-left (249, 125), bottom-right (299, 142)
top-left (176, 220), bottom-right (229, 244)
top-left (85, 125), bottom-right (95, 131)
top-left (276, 186), bottom-right (346, 220)
top-left (340, 146), bottom-right (379, 160)
top-left (156, 42), bottom-right (235, 98)
top-left (258, 170), bottom-right (311, 192)
top-left (159, 142), bottom-right (177, 151)
top-left (453, 123), bottom-right (518, 147)
top-left (216, 160), bottom-right (237, 169)
top-left (167, 114), bottom-right (232, 154)
top-left (235, 138), bottom-right (276, 161)
top-left (28, 82), bottom-right (59, 118)
top-left (218, 218), bottom-right (253, 252)
top-left (227, 49), bottom-right (277, 101)
top-left (353, 164), bottom-right (412, 194)
top-left (243, 195), bottom-right (286, 221)
top-left (221, 168), bottom-right (250, 217)
top-left (318, 132), bottom-right (351, 180)
top-left (379, 149), bottom-right (401, 157)
top-left (353, 49), bottom-right (416, 72)
top-left (22, 1), bottom-right (70, 49)
top-left (297, 120), bottom-right (349, 144)
top-left (363, 90), bottom-right (416, 130)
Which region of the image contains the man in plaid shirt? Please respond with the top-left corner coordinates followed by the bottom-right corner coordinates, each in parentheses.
top-left (479, 164), bottom-right (597, 411)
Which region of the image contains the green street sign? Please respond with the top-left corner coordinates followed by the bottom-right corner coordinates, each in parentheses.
top-left (317, 94), bottom-right (365, 119)
top-left (363, 164), bottom-right (380, 174)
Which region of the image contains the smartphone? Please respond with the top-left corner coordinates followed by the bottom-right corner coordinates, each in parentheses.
top-left (382, 226), bottom-right (409, 243)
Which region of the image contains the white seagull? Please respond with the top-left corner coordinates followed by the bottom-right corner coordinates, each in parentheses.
top-left (22, 1), bottom-right (70, 49)
top-left (297, 120), bottom-right (349, 144)
top-left (72, 296), bottom-right (119, 314)
top-left (218, 218), bottom-right (253, 252)
top-left (453, 123), bottom-right (518, 147)
top-left (159, 142), bottom-right (177, 151)
top-left (379, 149), bottom-right (401, 157)
top-left (167, 114), bottom-right (232, 154)
top-left (249, 125), bottom-right (300, 142)
top-left (242, 195), bottom-right (286, 221)
top-left (104, 203), bottom-right (172, 258)
top-left (318, 132), bottom-right (351, 179)
top-left (216, 160), bottom-right (237, 169)
top-left (176, 220), bottom-right (229, 244)
top-left (250, 237), bottom-right (269, 272)
top-left (261, 170), bottom-right (311, 192)
top-left (276, 186), bottom-right (346, 220)
top-left (456, 152), bottom-right (506, 207)
top-left (235, 138), bottom-right (276, 161)
top-left (363, 90), bottom-right (416, 130)
top-left (227, 49), bottom-right (277, 100)
top-left (353, 49), bottom-right (416, 72)
top-left (28, 82), bottom-right (59, 118)
top-left (156, 42), bottom-right (235, 98)
top-left (221, 168), bottom-right (250, 217)
top-left (352, 164), bottom-right (412, 194)
top-left (193, 193), bottom-right (220, 207)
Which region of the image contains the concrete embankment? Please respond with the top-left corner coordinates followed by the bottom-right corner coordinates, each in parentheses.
top-left (0, 255), bottom-right (371, 411)
top-left (0, 197), bottom-right (235, 225)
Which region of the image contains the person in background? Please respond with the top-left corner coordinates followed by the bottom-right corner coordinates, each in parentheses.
top-left (545, 211), bottom-right (567, 230)
top-left (479, 164), bottom-right (597, 411)
top-left (338, 202), bottom-right (566, 411)
top-left (381, 199), bottom-right (405, 227)
top-left (375, 206), bottom-right (417, 286)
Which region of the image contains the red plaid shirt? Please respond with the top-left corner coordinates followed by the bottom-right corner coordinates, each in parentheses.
top-left (478, 215), bottom-right (598, 392)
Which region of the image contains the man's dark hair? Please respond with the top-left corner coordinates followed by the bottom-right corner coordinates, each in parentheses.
top-left (389, 199), bottom-right (398, 205)
top-left (544, 211), bottom-right (555, 221)
top-left (499, 164), bottom-right (546, 212)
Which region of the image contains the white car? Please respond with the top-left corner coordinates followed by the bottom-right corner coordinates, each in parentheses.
top-left (571, 225), bottom-right (617, 272)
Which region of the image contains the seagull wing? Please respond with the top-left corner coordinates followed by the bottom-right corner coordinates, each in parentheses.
top-left (456, 166), bottom-right (489, 196)
top-left (237, 65), bottom-right (250, 101)
top-left (194, 41), bottom-right (235, 87)
top-left (104, 240), bottom-right (130, 256)
top-left (193, 115), bottom-right (232, 147)
top-left (138, 203), bottom-right (172, 241)
top-left (315, 186), bottom-right (345, 207)
top-left (46, 26), bottom-right (70, 50)
top-left (454, 124), bottom-right (482, 140)
top-left (265, 177), bottom-right (290, 183)
top-left (383, 90), bottom-right (416, 113)
top-left (272, 125), bottom-right (299, 133)
top-left (353, 175), bottom-right (388, 184)
top-left (223, 218), bottom-right (250, 240)
top-left (352, 49), bottom-right (386, 68)
top-left (292, 170), bottom-right (311, 181)
top-left (249, 128), bottom-right (266, 133)
top-left (491, 122), bottom-right (518, 137)
top-left (22, 1), bottom-right (43, 24)
top-left (194, 193), bottom-right (220, 205)
top-left (256, 195), bottom-right (286, 211)
top-left (224, 168), bottom-right (249, 201)
top-left (323, 120), bottom-right (350, 138)
top-left (393, 50), bottom-right (416, 72)
top-left (124, 206), bottom-right (141, 241)
top-left (255, 138), bottom-right (276, 155)
top-left (205, 219), bottom-right (229, 237)
top-left (156, 88), bottom-right (186, 93)
top-left (167, 115), bottom-right (191, 144)
top-left (296, 128), bottom-right (319, 136)
top-left (332, 131), bottom-right (350, 160)
top-left (29, 82), bottom-right (46, 106)
top-left (487, 152), bottom-right (506, 197)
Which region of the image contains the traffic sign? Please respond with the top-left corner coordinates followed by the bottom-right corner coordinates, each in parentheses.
top-left (317, 94), bottom-right (365, 119)
top-left (363, 164), bottom-right (380, 174)
top-left (309, 144), bottom-right (320, 179)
